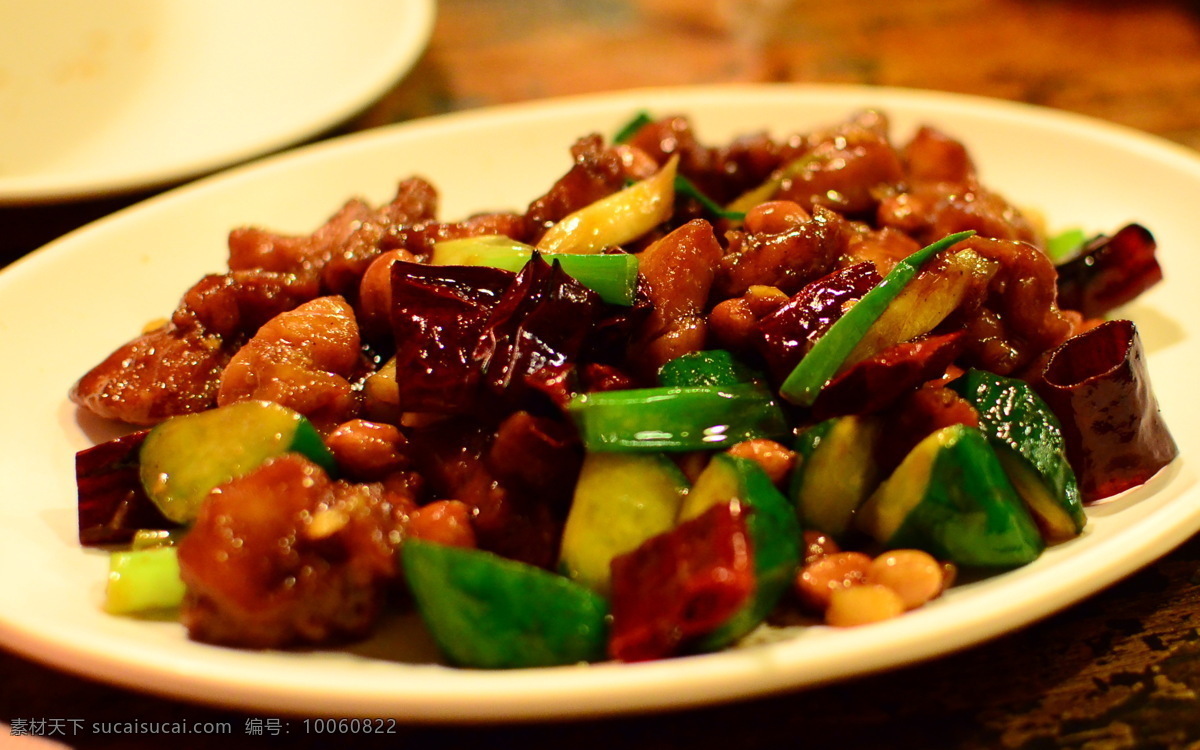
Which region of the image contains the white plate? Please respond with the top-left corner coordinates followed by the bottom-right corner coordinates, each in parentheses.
top-left (0, 0), bottom-right (435, 204)
top-left (0, 84), bottom-right (1196, 721)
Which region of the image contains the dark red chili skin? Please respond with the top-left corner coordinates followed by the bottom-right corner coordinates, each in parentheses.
top-left (754, 261), bottom-right (882, 383)
top-left (1035, 319), bottom-right (1177, 502)
top-left (76, 430), bottom-right (179, 546)
top-left (1056, 224), bottom-right (1162, 319)
top-left (607, 501), bottom-right (755, 662)
top-left (811, 331), bottom-right (966, 420)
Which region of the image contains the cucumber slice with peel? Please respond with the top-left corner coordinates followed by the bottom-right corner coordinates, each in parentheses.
top-left (790, 415), bottom-right (882, 541)
top-left (856, 424), bottom-right (1044, 568)
top-left (950, 369), bottom-right (1086, 542)
top-left (403, 540), bottom-right (609, 669)
top-left (139, 400), bottom-right (335, 524)
top-left (559, 452), bottom-right (688, 595)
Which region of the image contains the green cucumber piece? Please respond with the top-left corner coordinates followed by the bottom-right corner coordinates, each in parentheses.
top-left (857, 424), bottom-right (1044, 568)
top-left (780, 230), bottom-right (975, 407)
top-left (567, 384), bottom-right (788, 452)
top-left (402, 540), bottom-right (609, 669)
top-left (139, 400), bottom-right (335, 524)
top-left (950, 369), bottom-right (1086, 542)
top-left (104, 546), bottom-right (186, 615)
top-left (559, 452), bottom-right (688, 595)
top-left (790, 415), bottom-right (882, 540)
top-left (430, 235), bottom-right (639, 306)
top-left (679, 453), bottom-right (802, 650)
top-left (657, 349), bottom-right (755, 388)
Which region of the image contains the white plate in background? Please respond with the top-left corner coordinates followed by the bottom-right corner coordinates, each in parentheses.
top-left (0, 0), bottom-right (435, 203)
top-left (0, 85), bottom-right (1195, 719)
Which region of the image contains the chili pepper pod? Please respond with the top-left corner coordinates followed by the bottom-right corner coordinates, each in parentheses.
top-left (1035, 319), bottom-right (1178, 503)
top-left (607, 453), bottom-right (801, 660)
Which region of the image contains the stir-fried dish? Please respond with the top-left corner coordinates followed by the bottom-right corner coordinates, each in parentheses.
top-left (72, 110), bottom-right (1178, 667)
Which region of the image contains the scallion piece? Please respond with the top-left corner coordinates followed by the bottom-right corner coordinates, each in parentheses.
top-left (104, 546), bottom-right (186, 615)
top-left (779, 230), bottom-right (976, 407)
top-left (674, 174), bottom-right (746, 221)
top-left (613, 110), bottom-right (654, 144)
top-left (430, 236), bottom-right (639, 305)
top-left (567, 384), bottom-right (788, 452)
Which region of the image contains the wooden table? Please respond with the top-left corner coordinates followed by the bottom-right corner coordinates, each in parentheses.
top-left (5, 1), bottom-right (1200, 747)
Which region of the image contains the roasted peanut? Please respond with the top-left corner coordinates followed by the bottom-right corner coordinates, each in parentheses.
top-left (866, 549), bottom-right (946, 610)
top-left (708, 296), bottom-right (758, 350)
top-left (826, 584), bottom-right (906, 627)
top-left (795, 551), bottom-right (872, 612)
top-left (801, 529), bottom-right (841, 567)
top-left (728, 438), bottom-right (796, 485)
top-left (743, 200), bottom-right (811, 235)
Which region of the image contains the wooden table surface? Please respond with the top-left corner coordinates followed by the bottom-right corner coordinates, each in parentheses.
top-left (5, 1), bottom-right (1200, 747)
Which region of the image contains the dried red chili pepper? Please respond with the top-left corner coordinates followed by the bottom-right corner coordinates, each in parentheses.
top-left (1055, 224), bottom-right (1162, 318)
top-left (811, 331), bottom-right (966, 420)
top-left (1035, 319), bottom-right (1177, 502)
top-left (608, 501), bottom-right (755, 662)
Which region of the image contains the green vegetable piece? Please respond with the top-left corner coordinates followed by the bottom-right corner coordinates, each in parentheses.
top-left (674, 174), bottom-right (746, 221)
top-left (790, 415), bottom-right (882, 541)
top-left (139, 400), bottom-right (335, 524)
top-left (130, 528), bottom-right (184, 550)
top-left (559, 452), bottom-right (688, 595)
top-left (780, 230), bottom-right (976, 407)
top-left (657, 349), bottom-right (755, 388)
top-left (950, 369), bottom-right (1086, 542)
top-left (430, 235), bottom-right (639, 306)
top-left (678, 453), bottom-right (802, 650)
top-left (403, 540), bottom-right (609, 669)
top-left (857, 424), bottom-right (1044, 568)
top-left (567, 384), bottom-right (789, 452)
top-left (1046, 227), bottom-right (1087, 263)
top-left (613, 110), bottom-right (654, 144)
top-left (104, 546), bottom-right (186, 615)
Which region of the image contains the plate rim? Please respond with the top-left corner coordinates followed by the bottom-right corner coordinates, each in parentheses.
top-left (0, 0), bottom-right (437, 205)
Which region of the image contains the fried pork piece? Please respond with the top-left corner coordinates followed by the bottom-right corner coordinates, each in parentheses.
top-left (623, 115), bottom-right (787, 206)
top-left (774, 111), bottom-right (906, 216)
top-left (217, 296), bottom-right (367, 431)
top-left (69, 270), bottom-right (320, 425)
top-left (716, 205), bottom-right (851, 297)
top-left (525, 133), bottom-right (658, 238)
top-left (949, 235), bottom-right (1075, 375)
top-left (69, 326), bottom-right (229, 426)
top-left (227, 197), bottom-right (377, 277)
top-left (877, 126), bottom-right (1041, 246)
top-left (228, 178), bottom-right (438, 280)
top-left (629, 219), bottom-right (724, 377)
top-left (177, 454), bottom-right (412, 648)
top-left (228, 177), bottom-right (528, 299)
